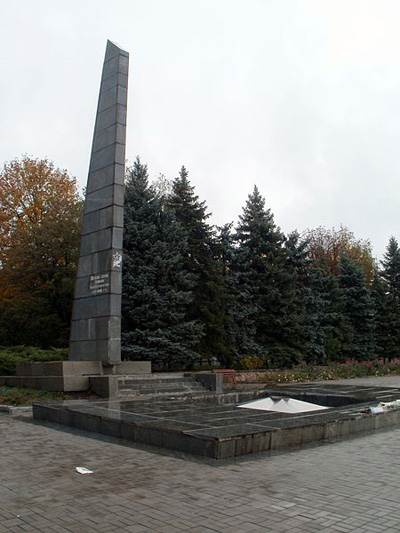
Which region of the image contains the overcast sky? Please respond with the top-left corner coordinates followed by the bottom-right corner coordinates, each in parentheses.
top-left (1, 0), bottom-right (400, 259)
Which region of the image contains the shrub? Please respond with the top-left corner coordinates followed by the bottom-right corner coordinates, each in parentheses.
top-left (236, 355), bottom-right (265, 370)
top-left (0, 346), bottom-right (67, 376)
top-left (266, 346), bottom-right (302, 368)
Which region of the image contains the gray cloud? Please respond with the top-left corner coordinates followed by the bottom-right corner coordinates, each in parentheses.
top-left (1, 0), bottom-right (400, 259)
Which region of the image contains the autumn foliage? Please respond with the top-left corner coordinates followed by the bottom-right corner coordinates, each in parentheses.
top-left (0, 156), bottom-right (82, 347)
top-left (0, 156), bottom-right (80, 258)
top-left (302, 226), bottom-right (376, 285)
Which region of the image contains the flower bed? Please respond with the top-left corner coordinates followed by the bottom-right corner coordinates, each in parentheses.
top-left (224, 360), bottom-right (400, 387)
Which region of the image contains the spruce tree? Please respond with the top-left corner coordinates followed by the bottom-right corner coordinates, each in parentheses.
top-left (232, 186), bottom-right (301, 367)
top-left (229, 242), bottom-right (264, 361)
top-left (320, 266), bottom-right (346, 363)
top-left (300, 236), bottom-right (349, 363)
top-left (121, 158), bottom-right (202, 370)
top-left (285, 232), bottom-right (330, 365)
top-left (381, 237), bottom-right (400, 293)
top-left (376, 237), bottom-right (400, 359)
top-left (213, 223), bottom-right (236, 367)
top-left (167, 166), bottom-right (233, 365)
top-left (371, 273), bottom-right (391, 358)
top-left (337, 252), bottom-right (376, 360)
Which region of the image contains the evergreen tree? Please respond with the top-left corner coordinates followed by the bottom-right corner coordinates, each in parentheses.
top-left (337, 252), bottom-right (376, 360)
top-left (121, 158), bottom-right (202, 370)
top-left (232, 186), bottom-right (301, 367)
top-left (300, 236), bottom-right (349, 363)
top-left (213, 223), bottom-right (236, 367)
top-left (371, 273), bottom-right (391, 358)
top-left (229, 242), bottom-right (264, 361)
top-left (167, 167), bottom-right (234, 366)
top-left (285, 232), bottom-right (330, 365)
top-left (215, 223), bottom-right (234, 279)
top-left (214, 222), bottom-right (259, 365)
top-left (375, 237), bottom-right (400, 359)
top-left (320, 266), bottom-right (346, 363)
top-left (381, 237), bottom-right (400, 293)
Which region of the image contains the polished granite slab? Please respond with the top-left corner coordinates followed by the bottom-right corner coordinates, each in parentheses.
top-left (33, 383), bottom-right (400, 459)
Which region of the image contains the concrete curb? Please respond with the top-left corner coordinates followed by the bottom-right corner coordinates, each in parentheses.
top-left (0, 405), bottom-right (33, 416)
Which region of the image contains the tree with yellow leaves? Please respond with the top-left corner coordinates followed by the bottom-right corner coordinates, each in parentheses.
top-left (0, 156), bottom-right (82, 347)
top-left (302, 226), bottom-right (376, 285)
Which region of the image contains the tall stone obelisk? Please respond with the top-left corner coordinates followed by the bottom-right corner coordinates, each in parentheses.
top-left (69, 40), bottom-right (128, 366)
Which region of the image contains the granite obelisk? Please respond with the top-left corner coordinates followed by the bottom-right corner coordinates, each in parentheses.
top-left (69, 40), bottom-right (128, 366)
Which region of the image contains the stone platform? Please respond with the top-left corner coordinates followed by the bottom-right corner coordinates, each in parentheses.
top-left (0, 360), bottom-right (151, 393)
top-left (33, 382), bottom-right (400, 459)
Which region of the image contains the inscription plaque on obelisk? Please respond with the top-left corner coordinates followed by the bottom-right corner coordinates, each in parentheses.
top-left (69, 40), bottom-right (128, 365)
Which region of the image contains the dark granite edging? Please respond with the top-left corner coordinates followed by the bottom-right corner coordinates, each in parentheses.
top-left (33, 402), bottom-right (217, 457)
top-left (32, 397), bottom-right (400, 459)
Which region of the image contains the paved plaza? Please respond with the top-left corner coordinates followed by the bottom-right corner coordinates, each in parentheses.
top-left (2, 376), bottom-right (400, 532)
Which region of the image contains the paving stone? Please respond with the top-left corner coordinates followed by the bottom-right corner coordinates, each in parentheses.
top-left (3, 376), bottom-right (400, 532)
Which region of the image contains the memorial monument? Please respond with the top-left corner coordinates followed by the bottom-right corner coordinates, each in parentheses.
top-left (69, 40), bottom-right (128, 366)
top-left (0, 40), bottom-right (151, 394)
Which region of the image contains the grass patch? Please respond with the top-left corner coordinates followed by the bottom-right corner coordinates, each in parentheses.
top-left (0, 386), bottom-right (99, 406)
top-left (0, 386), bottom-right (71, 406)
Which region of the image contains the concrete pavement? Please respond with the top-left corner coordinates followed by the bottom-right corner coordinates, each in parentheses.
top-left (1, 376), bottom-right (400, 532)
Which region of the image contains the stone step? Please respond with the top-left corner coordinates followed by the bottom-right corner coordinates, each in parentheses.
top-left (118, 380), bottom-right (205, 390)
top-left (118, 387), bottom-right (196, 395)
top-left (116, 374), bottom-right (210, 399)
top-left (118, 377), bottom-right (199, 387)
top-left (118, 382), bottom-right (203, 390)
top-left (117, 388), bottom-right (213, 399)
top-left (118, 372), bottom-right (188, 380)
top-left (118, 386), bottom-right (205, 394)
top-left (124, 384), bottom-right (204, 392)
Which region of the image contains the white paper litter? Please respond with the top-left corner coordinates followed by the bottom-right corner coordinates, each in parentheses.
top-left (370, 406), bottom-right (385, 414)
top-left (76, 466), bottom-right (93, 475)
top-left (368, 400), bottom-right (400, 414)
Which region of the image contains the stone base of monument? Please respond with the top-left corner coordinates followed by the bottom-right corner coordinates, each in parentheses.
top-left (0, 360), bottom-right (151, 394)
top-left (32, 382), bottom-right (400, 459)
